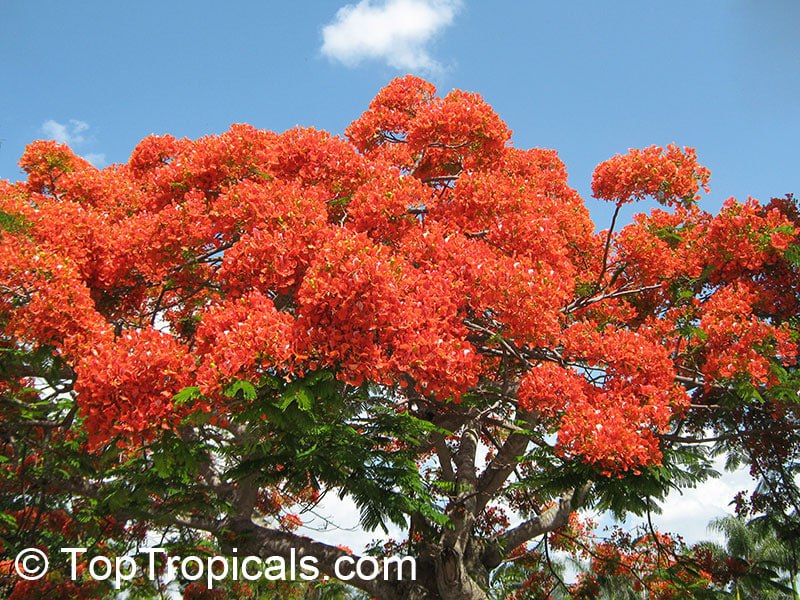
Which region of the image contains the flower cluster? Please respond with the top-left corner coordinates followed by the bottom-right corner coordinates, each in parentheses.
top-left (1, 76), bottom-right (797, 480)
top-left (592, 144), bottom-right (711, 206)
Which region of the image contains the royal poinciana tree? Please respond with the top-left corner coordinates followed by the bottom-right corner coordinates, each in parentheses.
top-left (1, 76), bottom-right (799, 599)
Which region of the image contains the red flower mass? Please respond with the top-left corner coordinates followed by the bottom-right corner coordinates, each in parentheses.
top-left (1, 75), bottom-right (797, 476)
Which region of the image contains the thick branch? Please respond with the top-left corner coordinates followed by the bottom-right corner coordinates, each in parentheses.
top-left (455, 426), bottom-right (478, 476)
top-left (474, 428), bottom-right (530, 514)
top-left (432, 432), bottom-right (456, 482)
top-left (442, 421), bottom-right (480, 554)
top-left (496, 482), bottom-right (592, 554)
top-left (241, 520), bottom-right (404, 600)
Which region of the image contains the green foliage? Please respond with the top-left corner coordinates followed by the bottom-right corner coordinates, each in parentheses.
top-left (512, 438), bottom-right (717, 521)
top-left (0, 209), bottom-right (29, 234)
top-left (706, 514), bottom-right (799, 599)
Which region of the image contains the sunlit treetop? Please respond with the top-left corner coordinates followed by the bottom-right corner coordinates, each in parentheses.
top-left (1, 75), bottom-right (797, 477)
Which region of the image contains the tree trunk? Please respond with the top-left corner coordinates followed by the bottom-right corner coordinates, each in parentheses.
top-left (434, 547), bottom-right (489, 600)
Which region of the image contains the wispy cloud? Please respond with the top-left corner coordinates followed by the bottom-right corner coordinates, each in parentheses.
top-left (40, 119), bottom-right (106, 168)
top-left (41, 119), bottom-right (90, 146)
top-left (321, 0), bottom-right (461, 72)
top-left (82, 153), bottom-right (107, 168)
top-left (299, 494), bottom-right (403, 552)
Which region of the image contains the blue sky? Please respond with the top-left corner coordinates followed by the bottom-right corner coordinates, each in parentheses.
top-left (1, 0), bottom-right (797, 545)
top-left (3, 0), bottom-right (799, 225)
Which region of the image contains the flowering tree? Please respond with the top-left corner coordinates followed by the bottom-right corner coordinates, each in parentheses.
top-left (1, 76), bottom-right (798, 599)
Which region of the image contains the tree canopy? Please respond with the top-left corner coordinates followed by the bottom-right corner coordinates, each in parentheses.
top-left (1, 75), bottom-right (799, 599)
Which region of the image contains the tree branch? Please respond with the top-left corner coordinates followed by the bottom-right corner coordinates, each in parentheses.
top-left (241, 520), bottom-right (404, 600)
top-left (441, 421), bottom-right (480, 554)
top-left (496, 482), bottom-right (592, 554)
top-left (474, 426), bottom-right (530, 514)
top-left (432, 432), bottom-right (456, 483)
top-left (595, 203), bottom-right (622, 289)
top-left (561, 283), bottom-right (662, 314)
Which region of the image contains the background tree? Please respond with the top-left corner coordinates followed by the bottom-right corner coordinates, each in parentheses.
top-left (703, 514), bottom-right (799, 599)
top-left (1, 76), bottom-right (798, 599)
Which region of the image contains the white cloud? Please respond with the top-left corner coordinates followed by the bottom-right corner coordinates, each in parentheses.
top-left (617, 460), bottom-right (756, 545)
top-left (82, 152), bottom-right (107, 168)
top-left (652, 463), bottom-right (755, 544)
top-left (40, 119), bottom-right (107, 168)
top-left (299, 493), bottom-right (403, 553)
top-left (41, 119), bottom-right (90, 146)
top-left (321, 0), bottom-right (461, 71)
